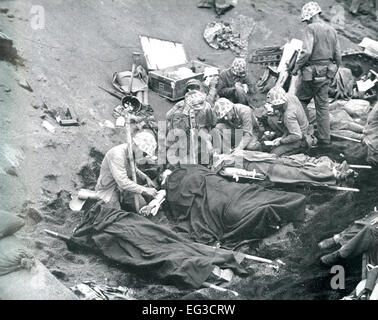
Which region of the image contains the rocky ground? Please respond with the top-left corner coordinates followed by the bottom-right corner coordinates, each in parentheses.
top-left (0, 0), bottom-right (377, 299)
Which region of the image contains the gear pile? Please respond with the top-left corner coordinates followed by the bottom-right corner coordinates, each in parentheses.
top-left (203, 16), bottom-right (255, 57)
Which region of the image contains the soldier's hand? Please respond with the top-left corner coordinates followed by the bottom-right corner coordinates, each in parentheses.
top-left (209, 75), bottom-right (219, 88)
top-left (291, 68), bottom-right (299, 76)
top-left (370, 217), bottom-right (378, 226)
top-left (272, 137), bottom-right (282, 146)
top-left (235, 82), bottom-right (243, 89)
top-left (143, 188), bottom-right (158, 198)
top-left (146, 177), bottom-right (158, 189)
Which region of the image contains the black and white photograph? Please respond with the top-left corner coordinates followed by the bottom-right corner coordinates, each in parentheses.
top-left (0, 0), bottom-right (377, 307)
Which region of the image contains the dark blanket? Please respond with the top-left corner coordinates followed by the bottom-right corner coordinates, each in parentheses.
top-left (166, 165), bottom-right (306, 248)
top-left (71, 203), bottom-right (247, 289)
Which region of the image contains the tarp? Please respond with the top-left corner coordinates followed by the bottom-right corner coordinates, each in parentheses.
top-left (71, 202), bottom-right (247, 289)
top-left (215, 150), bottom-right (354, 187)
top-left (165, 165), bottom-right (306, 248)
top-left (329, 67), bottom-right (354, 100)
top-left (330, 106), bottom-right (365, 141)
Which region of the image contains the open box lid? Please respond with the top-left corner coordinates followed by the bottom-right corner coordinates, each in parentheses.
top-left (139, 35), bottom-right (188, 71)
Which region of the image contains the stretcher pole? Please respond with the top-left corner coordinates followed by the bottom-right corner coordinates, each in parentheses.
top-left (349, 165), bottom-right (372, 169)
top-left (331, 133), bottom-right (362, 143)
top-left (202, 282), bottom-right (239, 297)
top-left (124, 52), bottom-right (143, 213)
top-left (326, 185), bottom-right (360, 192)
top-left (189, 109), bottom-right (198, 165)
top-left (194, 242), bottom-right (284, 265)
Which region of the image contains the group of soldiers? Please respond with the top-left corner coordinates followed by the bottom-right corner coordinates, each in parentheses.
top-left (79, 1), bottom-right (378, 300)
top-left (94, 2), bottom-right (354, 211)
top-left (167, 2), bottom-right (340, 158)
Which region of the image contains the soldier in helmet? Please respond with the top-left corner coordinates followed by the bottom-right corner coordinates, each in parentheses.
top-left (213, 97), bottom-right (261, 154)
top-left (95, 131), bottom-right (158, 211)
top-left (265, 87), bottom-right (311, 156)
top-left (292, 2), bottom-right (342, 146)
top-left (217, 57), bottom-right (254, 106)
top-left (166, 90), bottom-right (216, 163)
top-left (186, 67), bottom-right (219, 107)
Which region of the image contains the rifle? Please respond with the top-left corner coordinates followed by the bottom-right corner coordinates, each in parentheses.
top-left (98, 85), bottom-right (125, 100)
top-left (276, 48), bottom-right (299, 88)
top-left (44, 229), bottom-right (95, 253)
top-left (123, 53), bottom-right (141, 213)
top-left (189, 109), bottom-right (198, 164)
top-left (125, 113), bottom-right (140, 212)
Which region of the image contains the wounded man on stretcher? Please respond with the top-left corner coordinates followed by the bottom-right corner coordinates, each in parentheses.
top-left (213, 150), bottom-right (357, 188)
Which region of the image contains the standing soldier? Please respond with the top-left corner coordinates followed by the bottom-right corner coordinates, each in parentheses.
top-left (292, 2), bottom-right (342, 146)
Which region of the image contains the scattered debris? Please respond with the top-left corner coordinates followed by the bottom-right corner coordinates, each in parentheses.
top-left (55, 108), bottom-right (79, 126)
top-left (26, 207), bottom-right (43, 224)
top-left (197, 0), bottom-right (237, 15)
top-left (203, 16), bottom-right (255, 57)
top-left (17, 78), bottom-right (33, 92)
top-left (0, 84), bottom-right (11, 92)
top-left (41, 120), bottom-right (56, 133)
top-left (71, 281), bottom-right (137, 300)
top-left (5, 167), bottom-right (18, 177)
top-left (98, 120), bottom-right (115, 129)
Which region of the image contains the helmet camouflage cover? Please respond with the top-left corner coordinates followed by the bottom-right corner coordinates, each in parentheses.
top-left (231, 57), bottom-right (247, 76)
top-left (301, 2), bottom-right (322, 22)
top-left (133, 130), bottom-right (157, 157)
top-left (214, 97), bottom-right (234, 119)
top-left (266, 86), bottom-right (288, 106)
top-left (185, 90), bottom-right (206, 109)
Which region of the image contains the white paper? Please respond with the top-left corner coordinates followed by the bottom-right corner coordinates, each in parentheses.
top-left (356, 79), bottom-right (377, 92)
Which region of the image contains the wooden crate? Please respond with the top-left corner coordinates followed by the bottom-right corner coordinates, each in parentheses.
top-left (148, 60), bottom-right (215, 101)
top-left (139, 35), bottom-right (217, 101)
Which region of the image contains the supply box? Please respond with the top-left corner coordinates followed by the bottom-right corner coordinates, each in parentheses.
top-left (140, 35), bottom-right (217, 101)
